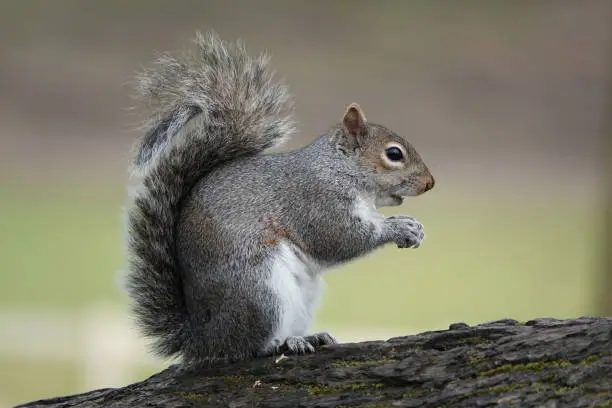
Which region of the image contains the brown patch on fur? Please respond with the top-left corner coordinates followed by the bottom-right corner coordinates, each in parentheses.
top-left (262, 238), bottom-right (280, 247)
top-left (260, 220), bottom-right (309, 253)
top-left (261, 221), bottom-right (292, 247)
top-left (269, 226), bottom-right (291, 238)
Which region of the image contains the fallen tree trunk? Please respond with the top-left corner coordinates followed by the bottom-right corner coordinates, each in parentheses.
top-left (17, 317), bottom-right (612, 408)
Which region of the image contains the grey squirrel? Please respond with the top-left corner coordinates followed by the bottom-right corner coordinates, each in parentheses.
top-left (125, 32), bottom-right (435, 366)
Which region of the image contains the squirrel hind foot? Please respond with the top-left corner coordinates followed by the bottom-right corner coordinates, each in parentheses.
top-left (276, 332), bottom-right (338, 355)
top-left (304, 332), bottom-right (338, 347)
top-left (279, 336), bottom-right (316, 355)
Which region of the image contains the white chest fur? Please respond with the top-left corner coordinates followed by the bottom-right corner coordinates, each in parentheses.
top-left (265, 242), bottom-right (325, 350)
top-left (353, 195), bottom-right (385, 235)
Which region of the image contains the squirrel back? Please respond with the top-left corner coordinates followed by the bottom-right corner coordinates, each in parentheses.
top-left (125, 32), bottom-right (294, 359)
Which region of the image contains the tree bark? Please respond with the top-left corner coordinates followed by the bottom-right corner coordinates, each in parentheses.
top-left (17, 317), bottom-right (612, 408)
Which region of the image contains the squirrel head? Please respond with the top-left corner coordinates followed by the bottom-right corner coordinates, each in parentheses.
top-left (335, 103), bottom-right (435, 207)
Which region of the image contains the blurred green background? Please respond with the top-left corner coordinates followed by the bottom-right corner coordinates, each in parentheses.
top-left (1, 1), bottom-right (610, 406)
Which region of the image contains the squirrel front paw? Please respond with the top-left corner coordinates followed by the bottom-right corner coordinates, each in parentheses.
top-left (384, 215), bottom-right (425, 248)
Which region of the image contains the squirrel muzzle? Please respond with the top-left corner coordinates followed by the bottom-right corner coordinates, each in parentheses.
top-left (417, 171), bottom-right (435, 195)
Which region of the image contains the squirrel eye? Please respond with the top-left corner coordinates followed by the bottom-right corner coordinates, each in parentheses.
top-left (385, 146), bottom-right (404, 162)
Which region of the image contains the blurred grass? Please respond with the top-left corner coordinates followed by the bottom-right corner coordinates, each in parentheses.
top-left (0, 183), bottom-right (126, 308)
top-left (0, 181), bottom-right (603, 405)
top-left (0, 358), bottom-right (81, 407)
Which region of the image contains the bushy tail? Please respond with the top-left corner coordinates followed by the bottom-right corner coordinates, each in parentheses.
top-left (124, 32), bottom-right (294, 360)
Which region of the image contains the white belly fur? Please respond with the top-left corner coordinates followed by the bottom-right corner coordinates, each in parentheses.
top-left (265, 242), bottom-right (325, 351)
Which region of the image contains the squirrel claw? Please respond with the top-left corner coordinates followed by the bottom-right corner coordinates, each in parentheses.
top-left (280, 336), bottom-right (316, 355)
top-left (278, 332), bottom-right (337, 355)
top-left (304, 332), bottom-right (338, 347)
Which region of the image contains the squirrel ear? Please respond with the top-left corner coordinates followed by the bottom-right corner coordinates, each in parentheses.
top-left (342, 103), bottom-right (367, 136)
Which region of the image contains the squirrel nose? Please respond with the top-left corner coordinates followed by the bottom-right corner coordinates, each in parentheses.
top-left (422, 174), bottom-right (435, 193)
